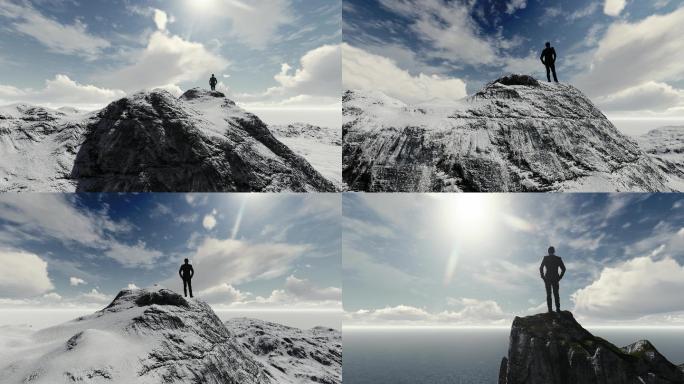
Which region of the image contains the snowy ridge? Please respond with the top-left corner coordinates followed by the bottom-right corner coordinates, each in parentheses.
top-left (0, 88), bottom-right (336, 192)
top-left (343, 74), bottom-right (674, 192)
top-left (227, 318), bottom-right (341, 384)
top-left (638, 125), bottom-right (684, 190)
top-left (0, 287), bottom-right (341, 384)
top-left (269, 122), bottom-right (342, 188)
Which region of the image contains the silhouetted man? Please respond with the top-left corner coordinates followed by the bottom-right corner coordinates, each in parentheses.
top-left (179, 258), bottom-right (194, 298)
top-left (539, 246), bottom-right (565, 313)
top-left (209, 74), bottom-right (217, 91)
top-left (540, 42), bottom-right (558, 83)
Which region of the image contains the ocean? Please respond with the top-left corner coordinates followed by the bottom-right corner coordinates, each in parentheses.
top-left (343, 328), bottom-right (684, 384)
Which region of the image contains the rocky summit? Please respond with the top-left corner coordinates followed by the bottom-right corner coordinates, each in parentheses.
top-left (0, 88), bottom-right (336, 192)
top-left (0, 287), bottom-right (341, 384)
top-left (498, 311), bottom-right (684, 384)
top-left (343, 74), bottom-right (673, 192)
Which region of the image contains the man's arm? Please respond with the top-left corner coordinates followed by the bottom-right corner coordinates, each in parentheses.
top-left (539, 260), bottom-right (545, 279)
top-left (540, 51), bottom-right (545, 64)
top-left (559, 258), bottom-right (566, 280)
top-left (179, 266), bottom-right (183, 278)
top-left (189, 265), bottom-right (194, 278)
top-left (551, 48), bottom-right (556, 62)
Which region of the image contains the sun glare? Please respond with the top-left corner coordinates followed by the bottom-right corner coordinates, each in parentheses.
top-left (438, 193), bottom-right (499, 240)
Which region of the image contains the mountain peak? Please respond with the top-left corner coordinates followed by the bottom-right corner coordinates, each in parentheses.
top-left (179, 87), bottom-right (228, 101)
top-left (343, 75), bottom-right (672, 192)
top-left (104, 287), bottom-right (191, 312)
top-left (499, 311), bottom-right (684, 384)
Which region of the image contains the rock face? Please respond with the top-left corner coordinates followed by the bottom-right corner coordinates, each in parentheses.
top-left (270, 122), bottom-right (341, 146)
top-left (638, 126), bottom-right (684, 190)
top-left (227, 318), bottom-right (342, 384)
top-left (0, 88), bottom-right (336, 192)
top-left (0, 287), bottom-right (340, 384)
top-left (343, 74), bottom-right (672, 192)
top-left (499, 311), bottom-right (684, 384)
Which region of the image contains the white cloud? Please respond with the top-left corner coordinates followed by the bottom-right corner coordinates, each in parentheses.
top-left (604, 0), bottom-right (627, 16)
top-left (0, 74), bottom-right (125, 110)
top-left (575, 7), bottom-right (684, 98)
top-left (281, 275), bottom-right (341, 301)
top-left (99, 31), bottom-right (229, 92)
top-left (342, 44), bottom-right (467, 104)
top-left (69, 277), bottom-right (87, 286)
top-left (81, 288), bottom-right (110, 303)
top-left (0, 1), bottom-right (109, 59)
top-left (505, 0), bottom-right (527, 15)
top-left (173, 238), bottom-right (309, 291)
top-left (127, 283), bottom-right (140, 290)
top-left (241, 44), bottom-right (341, 106)
top-left (104, 241), bottom-right (163, 268)
top-left (378, 0), bottom-right (500, 66)
top-left (0, 250), bottom-right (54, 298)
top-left (42, 292), bottom-right (62, 301)
top-left (212, 0), bottom-right (293, 49)
top-left (202, 211), bottom-right (217, 230)
top-left (594, 81), bottom-right (683, 112)
top-left (347, 298), bottom-right (509, 326)
top-left (198, 283), bottom-right (247, 304)
top-left (568, 2), bottom-right (600, 21)
top-left (572, 252), bottom-right (684, 319)
top-left (153, 9), bottom-right (169, 31)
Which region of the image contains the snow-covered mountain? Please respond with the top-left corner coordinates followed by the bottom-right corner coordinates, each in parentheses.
top-left (0, 89), bottom-right (336, 192)
top-left (638, 125), bottom-right (684, 190)
top-left (343, 74), bottom-right (674, 192)
top-left (269, 122), bottom-right (342, 188)
top-left (0, 287), bottom-right (341, 384)
top-left (227, 318), bottom-right (341, 384)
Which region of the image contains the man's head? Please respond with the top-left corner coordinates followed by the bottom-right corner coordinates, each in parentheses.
top-left (545, 42), bottom-right (551, 48)
top-left (211, 74), bottom-right (215, 77)
top-left (548, 246), bottom-right (555, 255)
top-left (184, 258), bottom-right (189, 264)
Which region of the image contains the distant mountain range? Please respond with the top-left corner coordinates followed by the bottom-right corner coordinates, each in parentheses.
top-left (343, 74), bottom-right (683, 192)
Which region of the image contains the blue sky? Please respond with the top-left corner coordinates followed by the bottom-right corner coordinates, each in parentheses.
top-left (0, 193), bottom-right (341, 312)
top-left (343, 0), bottom-right (684, 124)
top-left (0, 0), bottom-right (341, 126)
top-left (343, 193), bottom-right (684, 326)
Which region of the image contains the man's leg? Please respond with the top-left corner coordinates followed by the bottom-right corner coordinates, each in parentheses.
top-left (183, 279), bottom-right (188, 297)
top-left (544, 280), bottom-right (552, 312)
top-left (546, 65), bottom-right (551, 82)
top-left (551, 64), bottom-right (558, 82)
top-left (188, 279), bottom-right (193, 298)
top-left (552, 281), bottom-right (560, 311)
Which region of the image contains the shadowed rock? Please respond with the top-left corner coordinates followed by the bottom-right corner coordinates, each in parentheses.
top-left (499, 311), bottom-right (684, 384)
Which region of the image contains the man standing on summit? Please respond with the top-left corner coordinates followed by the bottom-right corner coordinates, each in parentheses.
top-left (539, 246), bottom-right (565, 313)
top-left (179, 258), bottom-right (194, 298)
top-left (209, 74), bottom-right (217, 91)
top-left (540, 42), bottom-right (558, 83)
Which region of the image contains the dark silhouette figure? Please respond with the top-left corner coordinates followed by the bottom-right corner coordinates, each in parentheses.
top-left (179, 258), bottom-right (194, 298)
top-left (540, 42), bottom-right (558, 83)
top-left (539, 246), bottom-right (565, 313)
top-left (209, 74), bottom-right (218, 91)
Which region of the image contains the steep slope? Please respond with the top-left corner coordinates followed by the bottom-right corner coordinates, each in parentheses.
top-left (0, 89), bottom-right (336, 192)
top-left (343, 74), bottom-right (671, 192)
top-left (227, 318), bottom-right (342, 384)
top-left (499, 311), bottom-right (684, 384)
top-left (0, 104), bottom-right (90, 192)
top-left (0, 288), bottom-right (273, 384)
top-left (638, 126), bottom-right (684, 190)
top-left (270, 122), bottom-right (342, 188)
top-left (71, 89), bottom-right (335, 192)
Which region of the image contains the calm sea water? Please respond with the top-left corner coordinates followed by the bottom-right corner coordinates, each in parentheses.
top-left (343, 328), bottom-right (684, 384)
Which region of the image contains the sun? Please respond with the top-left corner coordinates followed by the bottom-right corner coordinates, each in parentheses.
top-left (436, 193), bottom-right (499, 241)
top-left (187, 0), bottom-right (217, 12)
